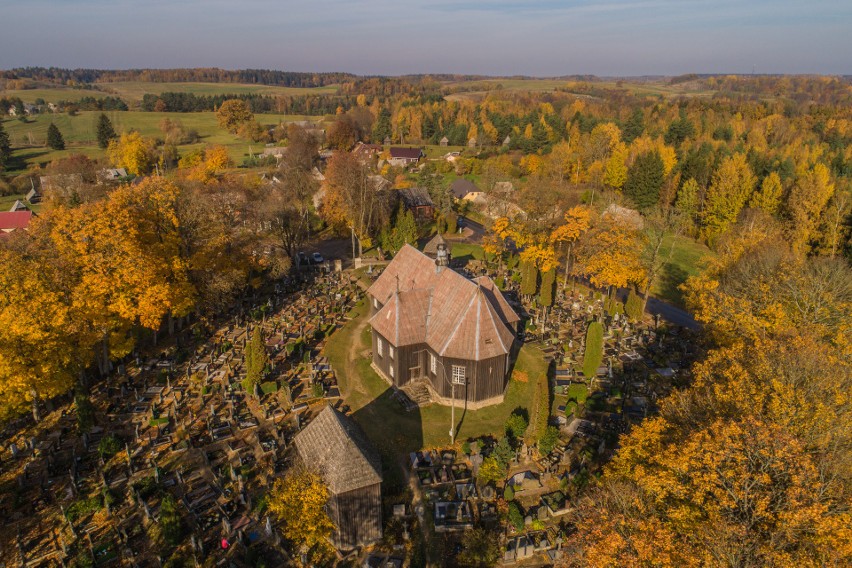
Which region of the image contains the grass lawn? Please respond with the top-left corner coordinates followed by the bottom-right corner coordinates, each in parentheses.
top-left (651, 233), bottom-right (715, 306)
top-left (325, 298), bottom-right (548, 455)
top-left (0, 194), bottom-right (41, 213)
top-left (0, 112), bottom-right (321, 173)
top-left (448, 242), bottom-right (485, 264)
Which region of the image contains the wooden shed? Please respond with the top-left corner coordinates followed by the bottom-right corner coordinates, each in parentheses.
top-left (294, 406), bottom-right (383, 549)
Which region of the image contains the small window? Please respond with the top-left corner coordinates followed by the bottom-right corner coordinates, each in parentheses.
top-left (373, 297), bottom-right (379, 309)
top-left (430, 352), bottom-right (437, 374)
top-left (452, 365), bottom-right (466, 385)
top-left (389, 364), bottom-right (395, 378)
top-left (389, 346), bottom-right (395, 360)
top-left (377, 338), bottom-right (383, 357)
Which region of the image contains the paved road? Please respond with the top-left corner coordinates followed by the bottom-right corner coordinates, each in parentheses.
top-left (458, 216), bottom-right (485, 241)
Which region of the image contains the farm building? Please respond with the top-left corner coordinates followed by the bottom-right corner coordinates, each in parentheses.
top-left (367, 245), bottom-right (520, 407)
top-left (397, 187), bottom-right (435, 221)
top-left (294, 406), bottom-right (383, 550)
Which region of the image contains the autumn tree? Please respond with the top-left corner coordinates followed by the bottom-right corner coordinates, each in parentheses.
top-left (46, 123), bottom-right (65, 150)
top-left (106, 131), bottom-right (156, 175)
top-left (321, 151), bottom-right (389, 257)
top-left (787, 163), bottom-right (835, 255)
top-left (0, 230), bottom-right (81, 421)
top-left (551, 205), bottom-right (593, 286)
top-left (264, 166), bottom-right (318, 259)
top-left (268, 469), bottom-right (335, 563)
top-left (603, 141), bottom-right (628, 189)
top-left (326, 115), bottom-right (360, 150)
top-left (749, 171), bottom-right (783, 216)
top-left (574, 217), bottom-right (646, 293)
top-left (282, 124), bottom-right (320, 171)
top-left (216, 99), bottom-right (254, 132)
top-left (701, 153), bottom-right (756, 245)
top-left (96, 113), bottom-right (116, 149)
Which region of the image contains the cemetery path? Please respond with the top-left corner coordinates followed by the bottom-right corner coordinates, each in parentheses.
top-left (344, 317), bottom-right (371, 400)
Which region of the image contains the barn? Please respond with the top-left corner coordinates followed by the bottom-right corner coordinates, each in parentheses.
top-left (294, 406), bottom-right (383, 549)
top-left (367, 244), bottom-right (520, 408)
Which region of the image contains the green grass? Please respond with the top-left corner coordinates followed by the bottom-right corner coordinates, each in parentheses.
top-left (325, 299), bottom-right (547, 453)
top-left (651, 234), bottom-right (715, 306)
top-left (0, 111), bottom-right (321, 173)
top-left (447, 242), bottom-right (485, 264)
top-left (0, 194), bottom-right (41, 213)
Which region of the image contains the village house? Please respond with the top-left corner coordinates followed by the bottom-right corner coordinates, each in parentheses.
top-left (352, 142), bottom-right (383, 162)
top-left (450, 179), bottom-right (483, 202)
top-left (367, 244), bottom-right (520, 407)
top-left (439, 136), bottom-right (449, 147)
top-left (294, 406), bottom-right (383, 550)
top-left (388, 147), bottom-right (424, 167)
top-left (98, 168), bottom-right (129, 183)
top-left (0, 210), bottom-right (34, 237)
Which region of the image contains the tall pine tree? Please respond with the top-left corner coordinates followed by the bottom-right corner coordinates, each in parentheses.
top-left (46, 123), bottom-right (65, 150)
top-left (0, 121), bottom-right (10, 170)
top-left (623, 151), bottom-right (665, 212)
top-left (96, 113), bottom-right (117, 149)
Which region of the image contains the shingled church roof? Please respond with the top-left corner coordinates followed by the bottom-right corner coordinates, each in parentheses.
top-left (294, 406), bottom-right (382, 495)
top-left (367, 245), bottom-right (519, 361)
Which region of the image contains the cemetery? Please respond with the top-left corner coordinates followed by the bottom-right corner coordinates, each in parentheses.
top-left (0, 237), bottom-right (701, 567)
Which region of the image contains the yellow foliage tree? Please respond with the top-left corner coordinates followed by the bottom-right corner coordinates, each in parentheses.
top-left (603, 141), bottom-right (628, 189)
top-left (106, 131), bottom-right (156, 176)
top-left (788, 163), bottom-right (835, 255)
top-left (267, 470), bottom-right (335, 563)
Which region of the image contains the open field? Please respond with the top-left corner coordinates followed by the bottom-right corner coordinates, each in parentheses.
top-left (444, 77), bottom-right (717, 102)
top-left (1, 82), bottom-right (339, 106)
top-left (96, 81), bottom-right (339, 104)
top-left (1, 111), bottom-right (324, 173)
top-left (325, 298), bottom-right (548, 454)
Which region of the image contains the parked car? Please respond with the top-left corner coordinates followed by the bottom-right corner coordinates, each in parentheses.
top-left (312, 252), bottom-right (324, 264)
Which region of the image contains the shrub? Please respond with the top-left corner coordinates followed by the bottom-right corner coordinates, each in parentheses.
top-left (462, 440), bottom-right (471, 455)
top-left (492, 436), bottom-right (514, 468)
top-left (98, 434), bottom-right (122, 458)
top-left (65, 496), bottom-right (103, 522)
top-left (538, 426), bottom-right (560, 455)
top-left (503, 485), bottom-right (515, 501)
top-left (159, 494), bottom-right (184, 546)
top-left (75, 392), bottom-right (95, 433)
top-left (625, 288), bottom-right (644, 322)
top-left (582, 321), bottom-right (604, 378)
top-left (508, 501), bottom-right (524, 531)
top-left (477, 456), bottom-right (506, 485)
top-left (505, 411), bottom-right (529, 440)
top-left (311, 382), bottom-right (325, 398)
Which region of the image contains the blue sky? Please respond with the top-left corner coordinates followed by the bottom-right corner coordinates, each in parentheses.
top-left (0, 0), bottom-right (849, 75)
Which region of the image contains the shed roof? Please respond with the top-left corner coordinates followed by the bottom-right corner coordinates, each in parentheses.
top-left (398, 187), bottom-right (434, 208)
top-left (294, 406), bottom-right (382, 495)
